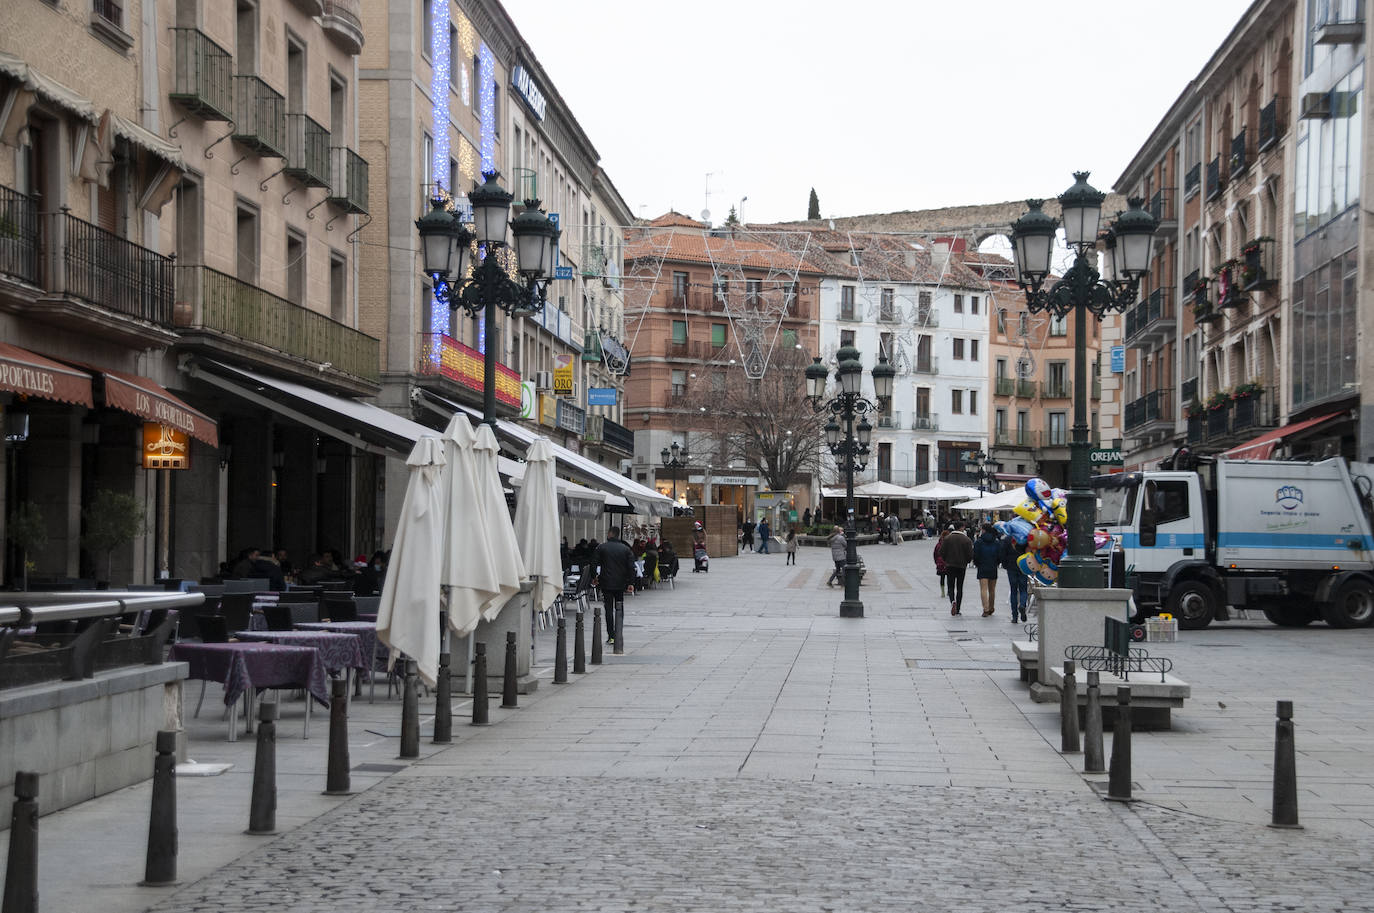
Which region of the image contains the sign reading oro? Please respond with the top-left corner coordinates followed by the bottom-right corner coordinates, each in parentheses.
top-left (553, 353), bottom-right (574, 396)
top-left (143, 423), bottom-right (189, 470)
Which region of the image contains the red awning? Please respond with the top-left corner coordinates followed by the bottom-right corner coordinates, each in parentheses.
top-left (0, 342), bottom-right (93, 407)
top-left (1222, 412), bottom-right (1344, 460)
top-left (99, 368), bottom-right (219, 448)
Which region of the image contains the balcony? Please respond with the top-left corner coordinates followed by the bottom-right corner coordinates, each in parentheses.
top-left (1229, 128), bottom-right (1248, 177)
top-left (1041, 379), bottom-right (1071, 399)
top-left (913, 355), bottom-right (939, 375)
top-left (321, 0), bottom-right (364, 55)
top-left (838, 303), bottom-right (859, 321)
top-left (878, 303), bottom-right (898, 323)
top-left (169, 28), bottom-right (233, 122)
top-left (232, 75), bottom-right (287, 158)
top-left (1186, 387), bottom-right (1281, 448)
top-left (289, 0), bottom-right (324, 14)
top-left (1181, 376), bottom-right (1198, 407)
top-left (415, 333), bottom-right (518, 407)
top-left (1123, 387), bottom-right (1174, 432)
top-left (1315, 2), bottom-right (1365, 44)
top-left (0, 185), bottom-right (40, 286)
top-left (1148, 187), bottom-right (1176, 235)
top-left (1184, 162), bottom-right (1201, 199)
top-left (877, 412), bottom-right (901, 429)
top-left (995, 428), bottom-right (1035, 448)
top-left (995, 376), bottom-right (1015, 396)
top-left (284, 114), bottom-right (331, 188)
top-left (1216, 264), bottom-right (1249, 310)
top-left (327, 147), bottom-right (369, 214)
top-left (1016, 379), bottom-right (1036, 398)
top-left (1043, 427), bottom-right (1069, 448)
top-left (1240, 238), bottom-right (1278, 293)
top-left (911, 413), bottom-right (939, 432)
top-left (176, 266), bottom-right (381, 390)
top-left (582, 243), bottom-right (607, 278)
top-left (915, 307), bottom-right (939, 327)
top-left (602, 416), bottom-right (634, 453)
top-left (1124, 287), bottom-right (1174, 345)
top-left (665, 338), bottom-right (720, 360)
top-left (1205, 156), bottom-right (1222, 201)
top-left (1257, 97), bottom-right (1281, 152)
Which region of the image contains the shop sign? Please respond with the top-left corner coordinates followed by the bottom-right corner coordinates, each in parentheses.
top-left (143, 423), bottom-right (189, 470)
top-left (520, 381), bottom-right (537, 420)
top-left (1089, 448), bottom-right (1123, 466)
top-left (553, 353), bottom-right (574, 396)
top-left (588, 386), bottom-right (617, 406)
top-left (1110, 345), bottom-right (1125, 373)
top-left (511, 65), bottom-right (547, 120)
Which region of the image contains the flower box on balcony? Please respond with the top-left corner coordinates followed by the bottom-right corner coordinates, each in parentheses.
top-left (1240, 238), bottom-right (1277, 292)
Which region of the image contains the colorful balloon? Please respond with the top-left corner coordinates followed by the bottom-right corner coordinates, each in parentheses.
top-left (1025, 478), bottom-right (1053, 511)
top-left (1013, 499), bottom-right (1044, 524)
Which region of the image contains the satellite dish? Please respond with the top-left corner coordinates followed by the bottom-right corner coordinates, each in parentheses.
top-left (701, 209), bottom-right (711, 223)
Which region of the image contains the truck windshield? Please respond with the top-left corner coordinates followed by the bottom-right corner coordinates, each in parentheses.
top-left (1096, 485), bottom-right (1137, 527)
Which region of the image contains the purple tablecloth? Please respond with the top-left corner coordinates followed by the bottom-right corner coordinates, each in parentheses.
top-left (234, 630), bottom-right (366, 674)
top-left (295, 622), bottom-right (380, 668)
top-left (167, 642), bottom-right (331, 707)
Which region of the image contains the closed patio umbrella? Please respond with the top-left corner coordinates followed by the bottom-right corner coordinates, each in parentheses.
top-left (512, 437), bottom-right (562, 617)
top-left (472, 423), bottom-right (525, 621)
top-left (376, 435), bottom-right (446, 687)
top-left (440, 413), bottom-right (500, 637)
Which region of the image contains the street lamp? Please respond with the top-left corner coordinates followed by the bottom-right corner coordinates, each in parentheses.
top-left (415, 172), bottom-right (560, 425)
top-left (660, 440), bottom-right (689, 509)
top-left (962, 449), bottom-right (1002, 496)
top-left (805, 348), bottom-right (895, 618)
top-left (1010, 173), bottom-right (1156, 588)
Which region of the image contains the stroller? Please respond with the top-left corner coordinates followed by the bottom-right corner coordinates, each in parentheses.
top-left (693, 546), bottom-right (709, 573)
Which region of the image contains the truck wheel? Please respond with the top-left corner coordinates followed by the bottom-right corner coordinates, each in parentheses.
top-left (1261, 604), bottom-right (1316, 627)
top-left (1321, 579), bottom-right (1374, 629)
top-left (1167, 580), bottom-right (1216, 630)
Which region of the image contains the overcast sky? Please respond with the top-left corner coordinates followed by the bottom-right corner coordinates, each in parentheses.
top-left (503, 0), bottom-right (1257, 226)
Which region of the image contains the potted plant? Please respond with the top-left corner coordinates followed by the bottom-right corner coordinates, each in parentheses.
top-left (1232, 380), bottom-right (1265, 401)
top-left (1206, 390), bottom-right (1231, 412)
top-left (82, 489), bottom-right (147, 587)
top-left (7, 501), bottom-right (47, 591)
top-left (1184, 400), bottom-right (1206, 419)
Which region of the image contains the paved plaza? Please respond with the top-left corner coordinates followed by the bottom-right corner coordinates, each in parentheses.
top-left (6, 536), bottom-right (1374, 911)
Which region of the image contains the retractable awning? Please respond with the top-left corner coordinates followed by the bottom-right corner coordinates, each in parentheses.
top-left (0, 342), bottom-right (93, 407)
top-left (95, 367), bottom-right (217, 447)
top-left (1221, 412), bottom-right (1345, 461)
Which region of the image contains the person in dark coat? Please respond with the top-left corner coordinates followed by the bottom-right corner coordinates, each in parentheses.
top-left (741, 519), bottom-right (756, 552)
top-left (593, 527), bottom-right (636, 645)
top-left (972, 522), bottom-right (1002, 617)
top-left (941, 524), bottom-right (974, 616)
top-left (1001, 532), bottom-right (1030, 624)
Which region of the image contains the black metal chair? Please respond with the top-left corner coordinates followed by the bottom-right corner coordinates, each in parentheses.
top-left (323, 596), bottom-right (357, 622)
top-left (263, 604), bottom-right (295, 631)
top-left (195, 614), bottom-right (230, 643)
top-left (218, 593), bottom-right (255, 633)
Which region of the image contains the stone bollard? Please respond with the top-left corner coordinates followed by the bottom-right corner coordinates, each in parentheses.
top-left (324, 679), bottom-right (351, 796)
top-left (1270, 700), bottom-right (1302, 829)
top-left (554, 614), bottom-right (569, 683)
top-left (573, 610), bottom-right (586, 675)
top-left (140, 731), bottom-right (179, 886)
top-left (433, 649), bottom-right (452, 744)
top-left (501, 631), bottom-right (518, 709)
top-left (1060, 660), bottom-right (1081, 753)
top-left (3, 771), bottom-right (39, 913)
top-left (247, 699), bottom-right (278, 834)
top-left (1083, 671), bottom-right (1105, 774)
top-left (591, 607), bottom-right (603, 665)
top-left (399, 659), bottom-right (420, 759)
top-left (1106, 686), bottom-right (1134, 803)
top-left (471, 642), bottom-right (489, 726)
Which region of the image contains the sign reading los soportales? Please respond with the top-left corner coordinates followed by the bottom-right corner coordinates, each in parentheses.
top-left (511, 65), bottom-right (546, 121)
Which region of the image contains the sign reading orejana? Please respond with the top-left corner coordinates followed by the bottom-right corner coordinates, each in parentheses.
top-left (1089, 448), bottom-right (1124, 465)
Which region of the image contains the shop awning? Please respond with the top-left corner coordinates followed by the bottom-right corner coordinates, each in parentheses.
top-left (1221, 412), bottom-right (1345, 461)
top-left (0, 342), bottom-right (93, 407)
top-left (89, 367), bottom-right (218, 447)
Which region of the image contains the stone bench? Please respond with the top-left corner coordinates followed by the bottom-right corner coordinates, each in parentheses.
top-left (1041, 663), bottom-right (1191, 731)
top-left (1012, 641), bottom-right (1039, 683)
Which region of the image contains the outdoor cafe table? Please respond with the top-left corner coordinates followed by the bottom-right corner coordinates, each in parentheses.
top-left (167, 641), bottom-right (330, 741)
top-left (234, 629), bottom-right (367, 676)
top-left (295, 621), bottom-right (385, 701)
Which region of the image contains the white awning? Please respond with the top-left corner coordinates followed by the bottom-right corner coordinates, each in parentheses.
top-left (108, 111), bottom-right (185, 169)
top-left (20, 60), bottom-right (98, 123)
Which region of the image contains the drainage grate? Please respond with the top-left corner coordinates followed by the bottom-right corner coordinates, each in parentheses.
top-left (352, 763), bottom-right (407, 773)
top-left (907, 659), bottom-right (1019, 671)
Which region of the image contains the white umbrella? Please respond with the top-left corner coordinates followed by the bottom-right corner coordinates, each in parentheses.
top-left (908, 480), bottom-right (983, 501)
top-left (376, 435), bottom-right (447, 687)
top-left (951, 488), bottom-right (1026, 512)
top-left (512, 437), bottom-right (562, 617)
top-left (854, 480), bottom-right (920, 500)
top-left (472, 423), bottom-right (525, 621)
top-left (440, 413), bottom-right (500, 637)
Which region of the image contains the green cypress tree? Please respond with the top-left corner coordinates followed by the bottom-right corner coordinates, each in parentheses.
top-left (807, 188), bottom-right (820, 220)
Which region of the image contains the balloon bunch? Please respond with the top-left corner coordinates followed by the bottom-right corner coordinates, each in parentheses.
top-left (995, 478), bottom-right (1069, 586)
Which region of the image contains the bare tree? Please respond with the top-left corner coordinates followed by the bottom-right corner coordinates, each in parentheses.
top-left (684, 346), bottom-right (828, 492)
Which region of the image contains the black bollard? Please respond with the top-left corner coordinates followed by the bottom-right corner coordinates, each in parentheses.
top-left (399, 659), bottom-right (420, 759)
top-left (1106, 686), bottom-right (1134, 803)
top-left (573, 610), bottom-right (586, 675)
top-left (1270, 700), bottom-right (1302, 829)
top-left (554, 614), bottom-right (568, 683)
top-left (1083, 671), bottom-right (1105, 774)
top-left (590, 607), bottom-right (603, 665)
top-left (433, 650), bottom-right (452, 744)
top-left (246, 699), bottom-right (278, 834)
top-left (140, 731), bottom-right (178, 886)
top-left (471, 642), bottom-right (489, 725)
top-left (324, 679), bottom-right (351, 796)
top-left (1060, 660), bottom-right (1081, 753)
top-left (612, 599), bottom-right (624, 656)
top-left (501, 631), bottom-right (518, 709)
top-left (3, 771), bottom-right (39, 913)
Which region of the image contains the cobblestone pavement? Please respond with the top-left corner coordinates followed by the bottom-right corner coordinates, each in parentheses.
top-left (16, 537), bottom-right (1374, 911)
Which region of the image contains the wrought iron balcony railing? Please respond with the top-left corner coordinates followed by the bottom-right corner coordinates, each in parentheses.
top-left (177, 265), bottom-right (380, 384)
top-left (232, 75), bottom-right (287, 158)
top-left (911, 413), bottom-right (939, 432)
top-left (170, 28), bottom-right (233, 121)
top-left (284, 114), bottom-right (331, 187)
top-left (1230, 128), bottom-right (1248, 176)
top-left (1016, 379), bottom-right (1036, 398)
top-left (1205, 156), bottom-right (1221, 201)
top-left (321, 0), bottom-right (364, 55)
top-left (327, 147), bottom-right (369, 214)
top-left (995, 377), bottom-right (1015, 396)
top-left (56, 212), bottom-right (174, 324)
top-left (1123, 388), bottom-right (1174, 432)
top-left (1148, 187), bottom-right (1175, 225)
top-left (913, 356), bottom-right (938, 375)
top-left (0, 184), bottom-right (39, 286)
top-left (1184, 162), bottom-right (1201, 198)
top-left (1257, 97), bottom-right (1280, 152)
top-left (1041, 379), bottom-right (1071, 399)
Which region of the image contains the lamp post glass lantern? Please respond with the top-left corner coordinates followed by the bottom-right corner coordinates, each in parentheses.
top-left (660, 441), bottom-right (689, 508)
top-left (805, 351), bottom-right (892, 617)
top-left (1009, 173), bottom-right (1157, 588)
top-left (962, 449), bottom-right (1002, 496)
top-left (414, 172), bottom-right (561, 425)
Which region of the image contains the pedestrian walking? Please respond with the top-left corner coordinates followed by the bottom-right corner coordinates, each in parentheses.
top-left (972, 522), bottom-right (1002, 617)
top-left (887, 513), bottom-right (901, 546)
top-left (593, 527), bottom-right (636, 645)
top-left (802, 507), bottom-right (812, 530)
top-left (933, 527), bottom-right (949, 597)
top-left (1001, 530), bottom-right (1030, 624)
top-left (757, 518), bottom-right (771, 554)
top-left (742, 519), bottom-right (756, 552)
top-left (941, 524), bottom-right (974, 616)
top-left (784, 528), bottom-right (798, 565)
top-left (826, 525), bottom-right (847, 587)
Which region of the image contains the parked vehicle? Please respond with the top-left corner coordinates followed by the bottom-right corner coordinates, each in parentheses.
top-left (1092, 455), bottom-right (1374, 630)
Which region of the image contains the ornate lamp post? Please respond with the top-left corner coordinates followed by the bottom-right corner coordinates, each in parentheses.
top-left (805, 347), bottom-right (896, 617)
top-left (660, 441), bottom-right (689, 508)
top-left (962, 449), bottom-right (1002, 496)
top-left (415, 172), bottom-right (560, 425)
top-left (1009, 172), bottom-right (1157, 587)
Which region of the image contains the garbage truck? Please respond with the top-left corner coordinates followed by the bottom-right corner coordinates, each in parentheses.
top-left (1092, 455), bottom-right (1374, 630)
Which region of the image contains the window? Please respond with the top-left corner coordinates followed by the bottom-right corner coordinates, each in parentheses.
top-left (671, 369), bottom-right (686, 397)
top-left (997, 308), bottom-right (1007, 334)
top-left (672, 271), bottom-right (689, 304)
top-left (1019, 313), bottom-right (1029, 336)
top-left (1048, 412), bottom-right (1067, 445)
top-left (237, 0), bottom-right (258, 72)
top-left (671, 320), bottom-right (687, 344)
top-left (916, 387), bottom-right (930, 418)
top-left (968, 390), bottom-right (978, 415)
top-left (421, 0), bottom-right (432, 59)
top-left (879, 287), bottom-right (895, 321)
top-left (782, 328), bottom-right (798, 349)
top-left (995, 408), bottom-right (1007, 435)
top-left (713, 276), bottom-right (728, 305)
top-left (954, 294), bottom-right (963, 313)
top-left (951, 389), bottom-right (963, 414)
top-left (970, 295), bottom-right (979, 315)
top-left (996, 358), bottom-right (1007, 380)
top-left (1142, 479), bottom-right (1190, 526)
top-left (1050, 314), bottom-right (1067, 336)
top-left (329, 252), bottom-right (347, 322)
top-left (1293, 65), bottom-right (1364, 238)
top-left (918, 290), bottom-right (933, 320)
top-left (840, 329), bottom-right (855, 348)
top-left (286, 35), bottom-right (305, 112)
top-left (970, 339), bottom-right (979, 361)
top-left (710, 372), bottom-right (725, 392)
top-left (879, 331), bottom-right (893, 359)
top-left (448, 24), bottom-right (459, 88)
top-left (952, 338), bottom-right (965, 360)
top-left (711, 323), bottom-right (726, 348)
top-left (746, 278), bottom-right (762, 307)
top-left (285, 229), bottom-right (305, 305)
top-left (235, 201), bottom-right (259, 284)
top-left (840, 285), bottom-right (856, 319)
top-left (1048, 362), bottom-right (1068, 395)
